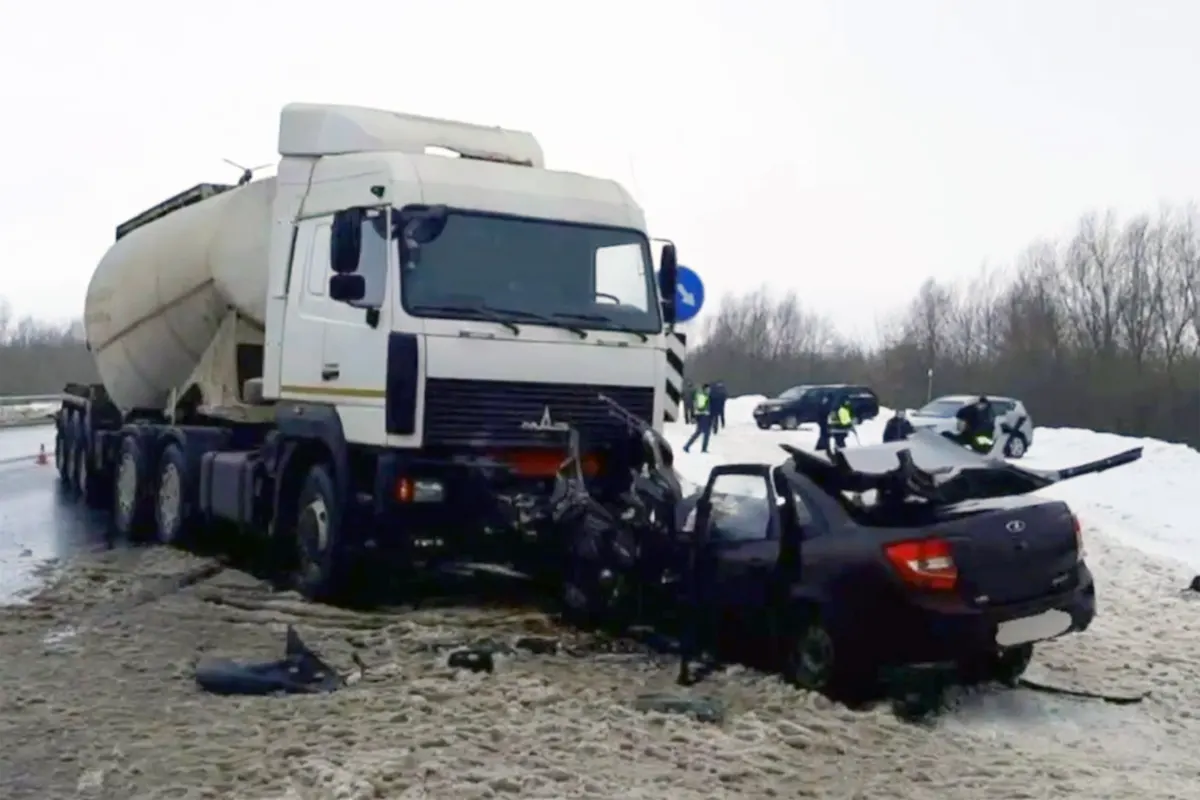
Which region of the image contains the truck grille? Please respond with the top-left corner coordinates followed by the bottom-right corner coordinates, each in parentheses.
top-left (422, 378), bottom-right (655, 448)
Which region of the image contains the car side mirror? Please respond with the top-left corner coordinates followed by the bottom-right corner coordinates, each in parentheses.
top-left (329, 274), bottom-right (365, 303)
top-left (330, 208), bottom-right (366, 274)
top-left (658, 243), bottom-right (678, 324)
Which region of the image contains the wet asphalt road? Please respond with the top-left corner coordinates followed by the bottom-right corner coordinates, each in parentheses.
top-left (0, 424), bottom-right (111, 602)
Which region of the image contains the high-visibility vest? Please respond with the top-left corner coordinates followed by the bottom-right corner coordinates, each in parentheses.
top-left (829, 404), bottom-right (851, 427)
top-left (694, 390), bottom-right (710, 414)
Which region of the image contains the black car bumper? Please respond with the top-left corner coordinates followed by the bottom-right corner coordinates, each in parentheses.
top-left (845, 563), bottom-right (1096, 668)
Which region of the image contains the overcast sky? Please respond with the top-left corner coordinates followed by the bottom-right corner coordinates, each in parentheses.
top-left (2, 0), bottom-right (1197, 337)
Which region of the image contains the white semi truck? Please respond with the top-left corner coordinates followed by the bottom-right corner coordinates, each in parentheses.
top-left (56, 102), bottom-right (681, 601)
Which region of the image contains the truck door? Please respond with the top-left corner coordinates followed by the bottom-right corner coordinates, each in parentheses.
top-left (318, 209), bottom-right (394, 447)
top-left (279, 213), bottom-right (392, 447)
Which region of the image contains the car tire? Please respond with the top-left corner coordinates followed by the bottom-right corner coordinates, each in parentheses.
top-left (1004, 434), bottom-right (1028, 459)
top-left (782, 611), bottom-right (872, 699)
top-left (783, 415), bottom-right (799, 431)
top-left (756, 421), bottom-right (770, 430)
top-left (991, 644), bottom-right (1034, 687)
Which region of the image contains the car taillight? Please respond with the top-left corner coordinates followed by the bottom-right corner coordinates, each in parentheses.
top-left (884, 538), bottom-right (958, 591)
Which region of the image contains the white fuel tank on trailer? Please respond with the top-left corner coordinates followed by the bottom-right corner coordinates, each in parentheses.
top-left (83, 178), bottom-right (275, 413)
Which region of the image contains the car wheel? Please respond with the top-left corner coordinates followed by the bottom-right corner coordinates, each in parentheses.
top-left (756, 421), bottom-right (769, 430)
top-left (783, 415), bottom-right (799, 430)
top-left (785, 622), bottom-right (837, 691)
top-left (991, 644), bottom-right (1034, 687)
top-left (1004, 434), bottom-right (1028, 459)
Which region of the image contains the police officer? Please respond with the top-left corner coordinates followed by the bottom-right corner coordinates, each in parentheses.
top-left (954, 395), bottom-right (996, 454)
top-left (709, 380), bottom-right (728, 435)
top-left (883, 409), bottom-right (914, 443)
top-left (683, 383), bottom-right (712, 454)
top-left (681, 379), bottom-right (695, 424)
top-left (827, 396), bottom-right (854, 452)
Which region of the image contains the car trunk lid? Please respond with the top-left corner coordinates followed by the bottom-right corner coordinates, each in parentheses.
top-left (936, 499), bottom-right (1080, 606)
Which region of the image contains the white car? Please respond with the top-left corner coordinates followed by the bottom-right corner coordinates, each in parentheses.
top-left (906, 395), bottom-right (1035, 458)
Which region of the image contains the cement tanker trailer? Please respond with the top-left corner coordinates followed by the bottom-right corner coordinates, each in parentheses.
top-left (56, 101), bottom-right (683, 603)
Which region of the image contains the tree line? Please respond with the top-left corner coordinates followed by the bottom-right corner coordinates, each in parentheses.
top-left (687, 207), bottom-right (1200, 447)
top-left (0, 298), bottom-right (97, 396)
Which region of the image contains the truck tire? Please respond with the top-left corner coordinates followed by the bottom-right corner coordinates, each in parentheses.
top-left (112, 435), bottom-right (154, 541)
top-left (55, 422), bottom-right (71, 485)
top-left (292, 463), bottom-right (348, 603)
top-left (154, 443), bottom-right (194, 547)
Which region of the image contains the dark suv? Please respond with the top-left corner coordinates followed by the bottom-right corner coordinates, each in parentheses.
top-left (752, 384), bottom-right (880, 430)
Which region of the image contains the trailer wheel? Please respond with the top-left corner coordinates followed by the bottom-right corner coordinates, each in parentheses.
top-left (292, 463), bottom-right (347, 603)
top-left (55, 419), bottom-right (72, 486)
top-left (113, 435), bottom-right (154, 541)
top-left (154, 444), bottom-right (193, 547)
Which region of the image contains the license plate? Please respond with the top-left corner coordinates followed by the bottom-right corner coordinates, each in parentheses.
top-left (995, 609), bottom-right (1072, 646)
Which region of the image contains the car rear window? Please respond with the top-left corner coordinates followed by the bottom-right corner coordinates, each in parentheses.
top-left (917, 400), bottom-right (965, 418)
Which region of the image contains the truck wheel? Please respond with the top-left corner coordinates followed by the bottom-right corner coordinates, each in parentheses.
top-left (76, 439), bottom-right (105, 509)
top-left (154, 444), bottom-right (193, 547)
top-left (292, 464), bottom-right (347, 603)
top-left (113, 435), bottom-right (154, 541)
top-left (56, 422), bottom-right (73, 486)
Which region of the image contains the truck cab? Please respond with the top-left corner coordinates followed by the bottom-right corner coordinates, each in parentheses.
top-left (250, 104), bottom-right (678, 594)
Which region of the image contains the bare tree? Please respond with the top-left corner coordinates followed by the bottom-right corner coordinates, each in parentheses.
top-left (688, 206), bottom-right (1200, 446)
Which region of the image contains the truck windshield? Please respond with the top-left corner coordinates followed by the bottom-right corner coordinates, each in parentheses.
top-left (399, 211), bottom-right (661, 334)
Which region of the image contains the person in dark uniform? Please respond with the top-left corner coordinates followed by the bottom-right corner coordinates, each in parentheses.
top-left (709, 381), bottom-right (727, 435)
top-left (814, 393), bottom-right (832, 452)
top-left (953, 395), bottom-right (996, 453)
top-left (681, 379), bottom-right (695, 424)
top-left (882, 409), bottom-right (915, 443)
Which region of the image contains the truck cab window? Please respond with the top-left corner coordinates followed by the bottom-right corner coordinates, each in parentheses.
top-left (594, 243), bottom-right (650, 312)
top-left (400, 211), bottom-right (661, 334)
top-left (355, 211), bottom-right (389, 307)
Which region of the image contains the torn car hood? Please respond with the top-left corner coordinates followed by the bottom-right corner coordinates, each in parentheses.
top-left (780, 430), bottom-right (1142, 504)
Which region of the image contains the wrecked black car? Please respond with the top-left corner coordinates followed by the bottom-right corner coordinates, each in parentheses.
top-left (550, 407), bottom-right (1141, 696)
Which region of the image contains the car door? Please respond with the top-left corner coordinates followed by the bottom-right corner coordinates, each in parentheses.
top-left (691, 464), bottom-right (782, 614)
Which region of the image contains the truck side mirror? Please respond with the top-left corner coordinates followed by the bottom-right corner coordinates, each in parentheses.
top-left (658, 243), bottom-right (678, 324)
top-left (330, 208), bottom-right (365, 274)
top-left (329, 274), bottom-right (366, 303)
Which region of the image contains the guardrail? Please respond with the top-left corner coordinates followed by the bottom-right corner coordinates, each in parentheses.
top-left (0, 394), bottom-right (63, 406)
top-left (0, 395), bottom-right (60, 430)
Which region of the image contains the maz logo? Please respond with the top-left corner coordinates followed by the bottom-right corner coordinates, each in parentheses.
top-left (520, 406), bottom-right (570, 432)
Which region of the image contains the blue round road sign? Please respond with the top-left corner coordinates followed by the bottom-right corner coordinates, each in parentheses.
top-left (668, 265), bottom-right (705, 324)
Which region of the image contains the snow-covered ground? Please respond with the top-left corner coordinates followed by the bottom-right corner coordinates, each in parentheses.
top-left (2, 397), bottom-right (1200, 797)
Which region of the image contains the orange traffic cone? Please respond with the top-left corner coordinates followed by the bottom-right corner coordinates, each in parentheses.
top-left (36, 445), bottom-right (48, 466)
